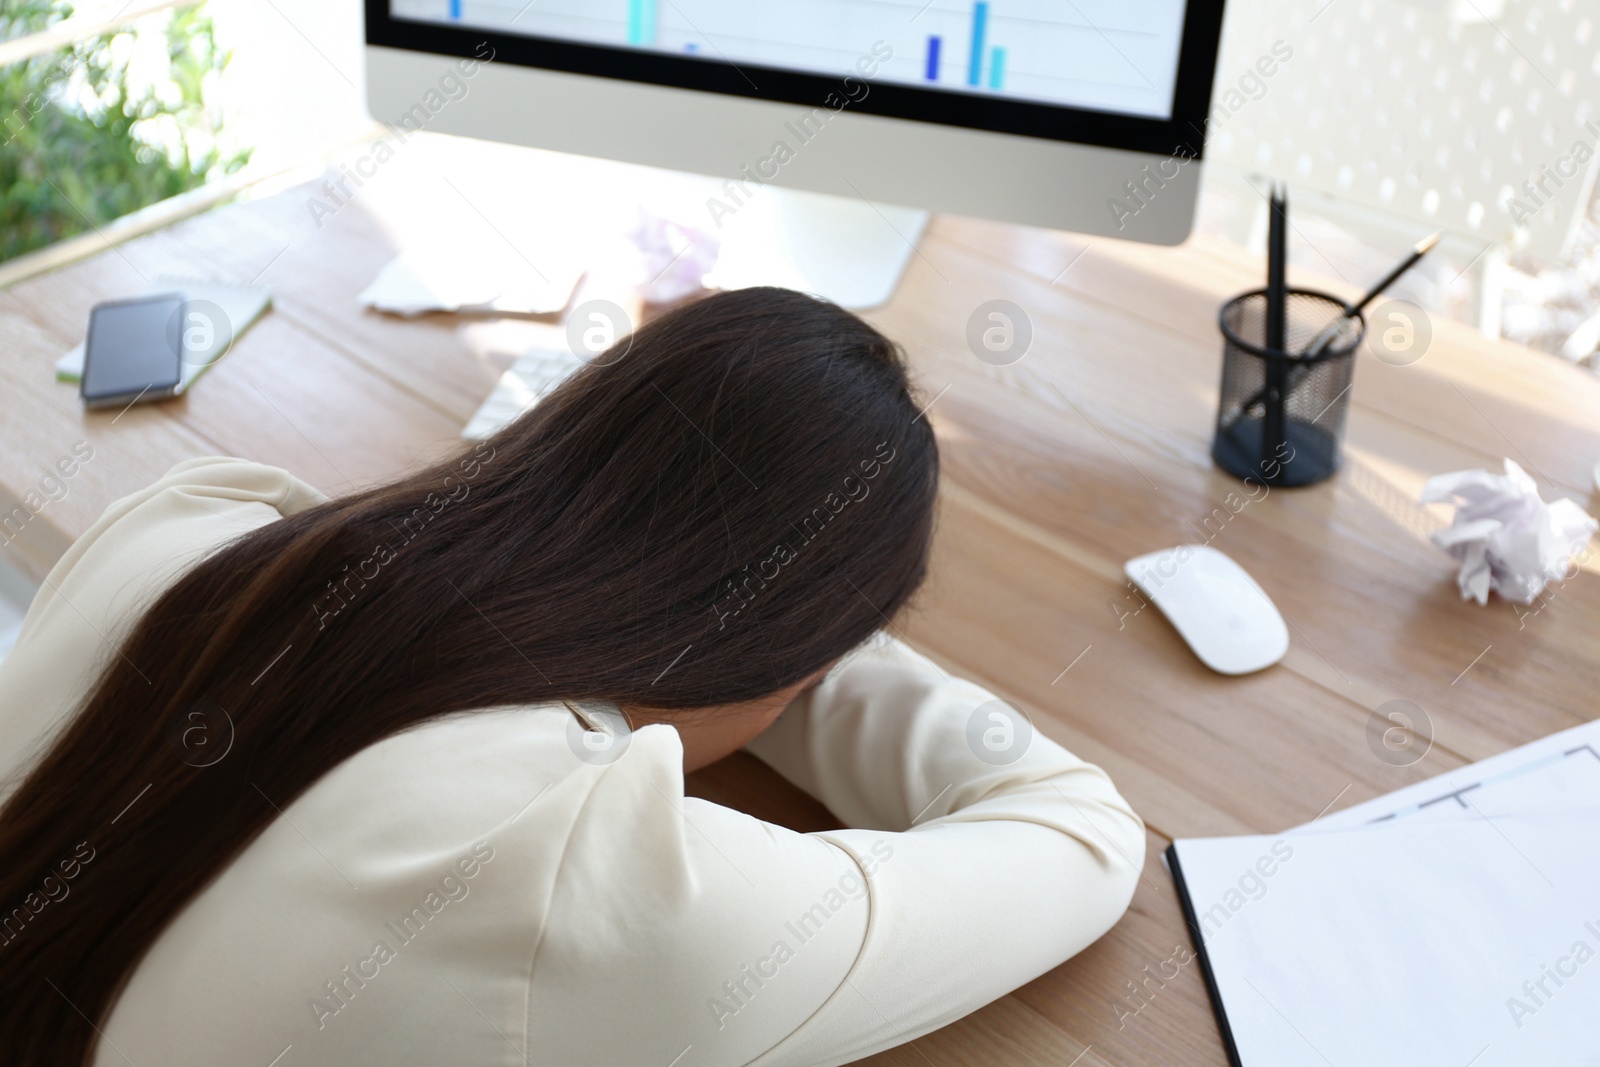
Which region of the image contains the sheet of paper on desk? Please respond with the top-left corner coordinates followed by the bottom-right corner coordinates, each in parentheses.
top-left (1177, 807), bottom-right (1600, 1067)
top-left (359, 248), bottom-right (582, 317)
top-left (1296, 719), bottom-right (1600, 833)
top-left (1173, 718), bottom-right (1600, 1067)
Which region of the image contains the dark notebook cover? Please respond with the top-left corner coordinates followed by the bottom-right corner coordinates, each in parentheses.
top-left (1165, 841), bottom-right (1244, 1067)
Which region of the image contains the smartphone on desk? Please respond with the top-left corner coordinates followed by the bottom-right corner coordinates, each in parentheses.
top-left (81, 293), bottom-right (186, 410)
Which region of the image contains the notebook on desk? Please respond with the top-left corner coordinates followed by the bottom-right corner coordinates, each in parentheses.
top-left (54, 279), bottom-right (271, 388)
top-left (1169, 720), bottom-right (1600, 1067)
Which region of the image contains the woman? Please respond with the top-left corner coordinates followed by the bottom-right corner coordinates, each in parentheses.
top-left (0, 287), bottom-right (1142, 1066)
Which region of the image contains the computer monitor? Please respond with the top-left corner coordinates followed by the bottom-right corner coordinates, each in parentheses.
top-left (364, 1), bottom-right (1226, 307)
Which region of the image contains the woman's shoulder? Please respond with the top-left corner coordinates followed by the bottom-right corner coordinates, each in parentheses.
top-left (105, 703), bottom-right (869, 1064)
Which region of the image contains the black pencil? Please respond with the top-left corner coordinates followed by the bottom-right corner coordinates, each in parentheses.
top-left (1299, 230), bottom-right (1443, 358)
top-left (1262, 184), bottom-right (1289, 469)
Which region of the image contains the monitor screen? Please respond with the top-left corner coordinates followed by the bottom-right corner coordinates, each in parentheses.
top-left (369, 0), bottom-right (1225, 156)
top-left (391, 1), bottom-right (1187, 119)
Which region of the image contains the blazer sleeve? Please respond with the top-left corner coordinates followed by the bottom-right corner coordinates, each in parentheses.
top-left (739, 632), bottom-right (1145, 1067)
top-left (0, 457), bottom-right (328, 792)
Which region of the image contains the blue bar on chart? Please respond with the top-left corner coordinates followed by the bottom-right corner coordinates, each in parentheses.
top-left (925, 35), bottom-right (941, 81)
top-left (967, 2), bottom-right (989, 86)
top-left (627, 0), bottom-right (658, 46)
top-left (448, 0), bottom-right (461, 19)
top-left (988, 46), bottom-right (1005, 89)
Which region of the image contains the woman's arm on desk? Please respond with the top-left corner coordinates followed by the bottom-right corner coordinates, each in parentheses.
top-left (743, 633), bottom-right (1145, 1066)
top-left (0, 457), bottom-right (328, 791)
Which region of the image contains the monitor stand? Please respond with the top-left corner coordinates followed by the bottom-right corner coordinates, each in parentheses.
top-left (704, 186), bottom-right (930, 310)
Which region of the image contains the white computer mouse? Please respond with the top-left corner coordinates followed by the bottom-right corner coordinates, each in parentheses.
top-left (1123, 545), bottom-right (1289, 675)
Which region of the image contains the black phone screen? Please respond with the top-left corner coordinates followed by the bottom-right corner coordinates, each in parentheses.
top-left (82, 295), bottom-right (185, 401)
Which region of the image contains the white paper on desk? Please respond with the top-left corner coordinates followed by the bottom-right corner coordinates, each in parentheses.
top-left (1420, 459), bottom-right (1597, 605)
top-left (1177, 808), bottom-right (1600, 1067)
top-left (360, 248), bottom-right (581, 318)
top-left (1298, 719), bottom-right (1600, 833)
top-left (54, 279), bottom-right (271, 384)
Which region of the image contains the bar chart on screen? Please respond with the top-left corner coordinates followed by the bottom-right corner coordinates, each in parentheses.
top-left (393, 0), bottom-right (1188, 118)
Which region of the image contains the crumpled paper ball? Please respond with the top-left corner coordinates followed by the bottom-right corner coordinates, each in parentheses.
top-left (1419, 458), bottom-right (1597, 605)
top-left (629, 212), bottom-right (719, 305)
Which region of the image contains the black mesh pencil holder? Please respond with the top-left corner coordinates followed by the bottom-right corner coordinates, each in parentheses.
top-left (1211, 289), bottom-right (1365, 488)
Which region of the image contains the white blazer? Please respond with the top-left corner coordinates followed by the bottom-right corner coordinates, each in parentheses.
top-left (0, 458), bottom-right (1144, 1067)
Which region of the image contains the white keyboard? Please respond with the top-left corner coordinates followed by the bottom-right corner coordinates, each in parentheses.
top-left (460, 348), bottom-right (586, 440)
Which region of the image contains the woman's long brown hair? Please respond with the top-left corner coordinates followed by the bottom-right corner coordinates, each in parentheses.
top-left (0, 287), bottom-right (939, 1063)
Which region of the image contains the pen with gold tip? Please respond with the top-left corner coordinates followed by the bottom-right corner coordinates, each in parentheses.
top-left (1299, 230), bottom-right (1442, 359)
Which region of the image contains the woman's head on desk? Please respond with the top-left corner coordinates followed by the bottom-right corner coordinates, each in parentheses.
top-left (476, 285), bottom-right (939, 707)
top-left (0, 287), bottom-right (938, 1063)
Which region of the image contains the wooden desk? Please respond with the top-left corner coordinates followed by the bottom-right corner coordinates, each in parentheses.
top-left (4, 134), bottom-right (1599, 1066)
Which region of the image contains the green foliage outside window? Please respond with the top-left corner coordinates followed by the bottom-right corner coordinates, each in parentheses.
top-left (0, 0), bottom-right (250, 263)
